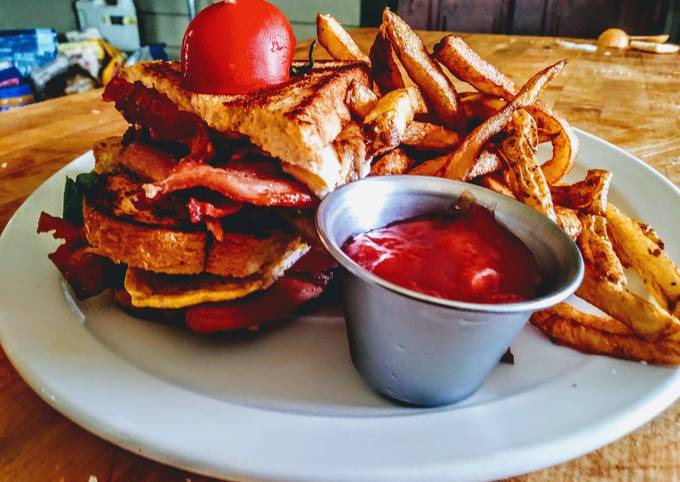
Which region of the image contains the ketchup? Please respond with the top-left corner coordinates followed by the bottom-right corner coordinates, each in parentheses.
top-left (343, 204), bottom-right (541, 304)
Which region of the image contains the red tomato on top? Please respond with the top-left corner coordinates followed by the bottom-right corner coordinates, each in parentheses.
top-left (181, 0), bottom-right (296, 95)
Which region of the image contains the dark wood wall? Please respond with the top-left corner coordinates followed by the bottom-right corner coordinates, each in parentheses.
top-left (395, 0), bottom-right (675, 38)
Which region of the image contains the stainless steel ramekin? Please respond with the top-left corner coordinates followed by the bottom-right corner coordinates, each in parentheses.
top-left (316, 176), bottom-right (584, 407)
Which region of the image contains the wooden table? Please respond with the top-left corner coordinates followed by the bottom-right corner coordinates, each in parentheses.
top-left (1, 30), bottom-right (679, 482)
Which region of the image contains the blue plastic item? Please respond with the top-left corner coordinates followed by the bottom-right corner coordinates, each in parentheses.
top-left (0, 82), bottom-right (32, 98)
top-left (148, 43), bottom-right (169, 61)
top-left (0, 62), bottom-right (23, 87)
top-left (0, 82), bottom-right (34, 111)
top-left (0, 29), bottom-right (58, 77)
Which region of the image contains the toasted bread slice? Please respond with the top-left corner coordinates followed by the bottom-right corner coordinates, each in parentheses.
top-left (83, 198), bottom-right (206, 275)
top-left (83, 196), bottom-right (309, 279)
top-left (116, 60), bottom-right (371, 197)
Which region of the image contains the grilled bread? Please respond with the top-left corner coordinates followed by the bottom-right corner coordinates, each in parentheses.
top-left (83, 196), bottom-right (308, 278)
top-left (117, 60), bottom-right (372, 197)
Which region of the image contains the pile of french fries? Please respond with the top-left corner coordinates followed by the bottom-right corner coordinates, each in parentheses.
top-left (316, 10), bottom-right (680, 365)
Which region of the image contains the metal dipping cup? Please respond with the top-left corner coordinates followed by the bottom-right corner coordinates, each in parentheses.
top-left (316, 176), bottom-right (584, 407)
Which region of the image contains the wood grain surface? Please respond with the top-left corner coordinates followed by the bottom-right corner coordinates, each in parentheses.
top-left (1, 30), bottom-right (679, 482)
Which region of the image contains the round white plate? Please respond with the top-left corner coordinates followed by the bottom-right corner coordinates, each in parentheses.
top-left (1, 129), bottom-right (679, 482)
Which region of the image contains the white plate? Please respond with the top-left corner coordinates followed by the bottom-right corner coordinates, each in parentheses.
top-left (1, 129), bottom-right (679, 482)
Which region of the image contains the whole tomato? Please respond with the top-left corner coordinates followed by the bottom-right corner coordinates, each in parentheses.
top-left (181, 0), bottom-right (296, 94)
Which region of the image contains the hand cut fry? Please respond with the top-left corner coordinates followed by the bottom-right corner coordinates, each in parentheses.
top-left (460, 92), bottom-right (507, 122)
top-left (478, 172), bottom-right (516, 198)
top-left (345, 78), bottom-right (426, 119)
top-left (550, 169), bottom-right (612, 215)
top-left (438, 60), bottom-right (566, 181)
top-left (434, 36), bottom-right (517, 98)
top-left (435, 35), bottom-right (577, 184)
top-left (370, 148), bottom-right (414, 176)
top-left (578, 214), bottom-right (626, 288)
top-left (577, 270), bottom-right (680, 340)
top-left (637, 221), bottom-right (664, 250)
top-left (411, 148), bottom-right (501, 178)
top-left (531, 303), bottom-right (680, 365)
top-left (408, 154), bottom-right (447, 176)
top-left (381, 9), bottom-right (462, 129)
top-left (316, 14), bottom-right (369, 63)
top-left (401, 121), bottom-right (461, 151)
top-left (345, 79), bottom-right (378, 119)
top-left (369, 28), bottom-right (405, 94)
top-left (575, 213), bottom-right (680, 339)
top-left (530, 106), bottom-right (579, 184)
top-left (498, 110), bottom-right (556, 222)
top-left (363, 87), bottom-right (419, 155)
top-left (606, 203), bottom-right (680, 318)
top-left (467, 149), bottom-right (503, 179)
top-left (555, 206), bottom-right (582, 241)
top-left (409, 88), bottom-right (429, 114)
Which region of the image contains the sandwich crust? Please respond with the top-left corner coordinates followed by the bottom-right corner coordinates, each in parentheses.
top-left (83, 198), bottom-right (207, 275)
top-left (117, 60), bottom-right (372, 196)
top-left (83, 194), bottom-right (311, 279)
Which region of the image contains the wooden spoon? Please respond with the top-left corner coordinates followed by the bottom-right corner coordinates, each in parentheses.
top-left (597, 28), bottom-right (670, 49)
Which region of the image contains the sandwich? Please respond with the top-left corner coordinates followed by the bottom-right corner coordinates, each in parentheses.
top-left (38, 3), bottom-right (373, 333)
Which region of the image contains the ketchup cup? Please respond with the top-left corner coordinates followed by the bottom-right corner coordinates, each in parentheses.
top-left (316, 176), bottom-right (584, 407)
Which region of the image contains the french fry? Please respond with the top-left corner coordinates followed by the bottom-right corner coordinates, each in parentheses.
top-left (531, 303), bottom-right (680, 365)
top-left (555, 206), bottom-right (582, 241)
top-left (498, 110), bottom-right (556, 222)
top-left (401, 121), bottom-right (461, 151)
top-left (478, 172), bottom-right (516, 199)
top-left (316, 14), bottom-right (370, 63)
top-left (433, 36), bottom-right (517, 98)
top-left (411, 148), bottom-right (501, 178)
top-left (381, 9), bottom-right (462, 129)
top-left (460, 92), bottom-right (506, 122)
top-left (531, 107), bottom-right (579, 184)
top-left (363, 87), bottom-right (419, 155)
top-left (345, 79), bottom-right (378, 119)
top-left (467, 148), bottom-right (503, 179)
top-left (435, 35), bottom-right (577, 184)
top-left (578, 214), bottom-right (627, 288)
top-left (577, 270), bottom-right (680, 340)
top-left (370, 148), bottom-right (414, 176)
top-left (369, 27), bottom-right (406, 94)
top-left (606, 203), bottom-right (680, 318)
top-left (438, 60), bottom-right (567, 181)
top-left (550, 169), bottom-right (612, 216)
top-left (575, 213), bottom-right (680, 339)
top-left (408, 153), bottom-right (447, 176)
top-left (409, 88), bottom-right (429, 114)
top-left (637, 221), bottom-right (664, 250)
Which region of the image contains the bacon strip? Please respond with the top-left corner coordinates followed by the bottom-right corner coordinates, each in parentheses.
top-left (103, 77), bottom-right (214, 163)
top-left (117, 141), bottom-right (178, 182)
top-left (186, 197), bottom-right (243, 224)
top-left (37, 212), bottom-right (111, 299)
top-left (144, 160), bottom-right (318, 208)
top-left (204, 218), bottom-right (225, 242)
top-left (37, 211), bottom-right (83, 242)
